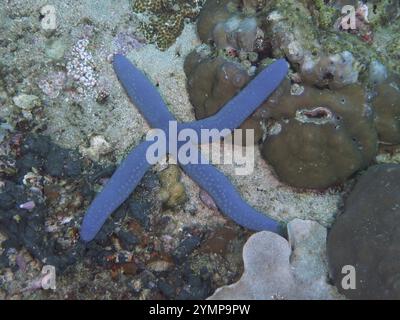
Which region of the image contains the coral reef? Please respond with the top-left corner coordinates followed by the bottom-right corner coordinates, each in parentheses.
top-left (209, 219), bottom-right (341, 299)
top-left (0, 131), bottom-right (245, 299)
top-left (187, 0), bottom-right (400, 190)
top-left (132, 0), bottom-right (205, 50)
top-left (327, 164), bottom-right (400, 299)
top-left (261, 81), bottom-right (378, 189)
top-left (2, 0), bottom-right (400, 300)
top-left (1, 0), bottom-right (259, 300)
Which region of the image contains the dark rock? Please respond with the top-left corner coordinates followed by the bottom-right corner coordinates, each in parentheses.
top-left (94, 220), bottom-right (115, 245)
top-left (45, 148), bottom-right (66, 177)
top-left (138, 171), bottom-right (159, 191)
top-left (0, 191), bottom-right (15, 210)
top-left (117, 230), bottom-right (139, 250)
top-left (173, 236), bottom-right (201, 263)
top-left (0, 252), bottom-right (9, 268)
top-left (21, 134), bottom-right (51, 157)
top-left (88, 165), bottom-right (116, 184)
top-left (128, 199), bottom-right (151, 229)
top-left (2, 238), bottom-right (21, 250)
top-left (64, 158), bottom-right (82, 177)
top-left (113, 205), bottom-right (127, 221)
top-left (185, 272), bottom-right (211, 300)
top-left (17, 153), bottom-right (42, 174)
top-left (176, 289), bottom-right (193, 300)
top-left (157, 280), bottom-right (176, 299)
top-left (327, 164), bottom-right (400, 299)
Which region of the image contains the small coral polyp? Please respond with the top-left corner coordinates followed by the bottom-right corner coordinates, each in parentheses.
top-left (261, 82), bottom-right (378, 189)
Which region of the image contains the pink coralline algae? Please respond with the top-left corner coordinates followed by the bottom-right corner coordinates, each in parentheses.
top-left (113, 32), bottom-right (144, 55)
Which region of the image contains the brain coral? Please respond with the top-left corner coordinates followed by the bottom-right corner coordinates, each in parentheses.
top-left (261, 81), bottom-right (378, 189)
top-left (327, 164), bottom-right (400, 299)
top-left (132, 0), bottom-right (204, 50)
top-left (372, 74), bottom-right (400, 144)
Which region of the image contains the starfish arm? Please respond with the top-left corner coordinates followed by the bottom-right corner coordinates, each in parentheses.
top-left (80, 139), bottom-right (156, 242)
top-left (113, 54), bottom-right (288, 141)
top-left (113, 54), bottom-right (175, 129)
top-left (181, 161), bottom-right (279, 233)
top-left (179, 59), bottom-right (288, 135)
top-left (81, 55), bottom-right (287, 241)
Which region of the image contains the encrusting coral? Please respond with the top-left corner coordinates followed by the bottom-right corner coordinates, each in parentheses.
top-left (132, 0), bottom-right (205, 50)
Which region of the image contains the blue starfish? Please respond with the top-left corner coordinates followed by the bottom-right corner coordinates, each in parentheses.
top-left (80, 54), bottom-right (288, 242)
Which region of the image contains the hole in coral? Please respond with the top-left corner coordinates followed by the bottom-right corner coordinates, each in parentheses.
top-left (303, 108), bottom-right (330, 119)
top-left (323, 72), bottom-right (334, 80)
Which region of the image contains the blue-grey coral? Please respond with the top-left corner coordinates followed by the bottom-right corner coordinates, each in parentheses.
top-left (80, 54), bottom-right (288, 242)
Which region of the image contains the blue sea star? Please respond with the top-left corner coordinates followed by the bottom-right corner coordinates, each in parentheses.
top-left (80, 54), bottom-right (288, 242)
